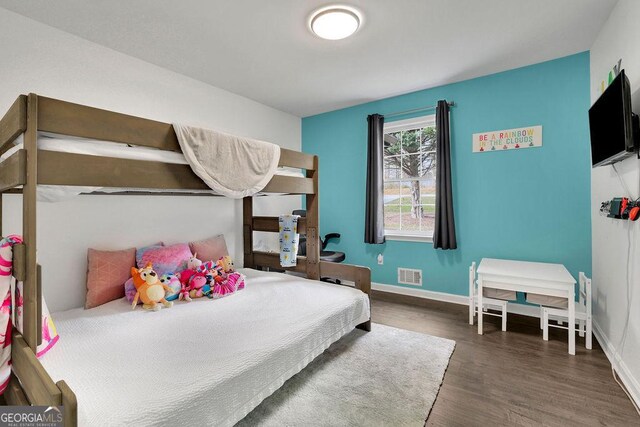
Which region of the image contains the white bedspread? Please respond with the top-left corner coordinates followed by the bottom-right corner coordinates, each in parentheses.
top-left (1, 134), bottom-right (301, 202)
top-left (39, 269), bottom-right (370, 427)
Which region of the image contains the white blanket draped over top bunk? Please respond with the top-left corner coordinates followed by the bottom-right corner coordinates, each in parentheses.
top-left (173, 124), bottom-right (281, 199)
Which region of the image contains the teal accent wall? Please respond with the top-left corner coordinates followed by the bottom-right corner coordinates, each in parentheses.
top-left (302, 52), bottom-right (592, 298)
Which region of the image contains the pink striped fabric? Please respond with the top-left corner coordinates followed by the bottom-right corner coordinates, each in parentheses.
top-left (0, 235), bottom-right (59, 395)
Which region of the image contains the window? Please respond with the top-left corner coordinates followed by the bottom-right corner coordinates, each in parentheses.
top-left (383, 115), bottom-right (436, 241)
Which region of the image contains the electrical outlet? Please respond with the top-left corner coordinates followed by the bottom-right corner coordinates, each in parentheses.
top-left (377, 254), bottom-right (384, 265)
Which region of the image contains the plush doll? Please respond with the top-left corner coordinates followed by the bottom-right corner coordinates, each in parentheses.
top-left (202, 284), bottom-right (213, 299)
top-left (204, 268), bottom-right (215, 284)
top-left (179, 254), bottom-right (202, 284)
top-left (188, 271), bottom-right (208, 299)
top-left (209, 256), bottom-right (233, 286)
top-left (209, 255), bottom-right (245, 298)
top-left (196, 260), bottom-right (215, 274)
top-left (178, 254), bottom-right (214, 300)
top-left (216, 255), bottom-right (234, 273)
top-left (159, 273), bottom-right (181, 302)
top-left (131, 263), bottom-right (173, 311)
top-left (178, 254), bottom-right (203, 301)
top-left (178, 282), bottom-right (192, 302)
top-left (209, 265), bottom-right (225, 283)
top-left (188, 260), bottom-right (218, 291)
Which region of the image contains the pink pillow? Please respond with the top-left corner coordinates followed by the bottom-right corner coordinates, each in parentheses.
top-left (135, 243), bottom-right (163, 269)
top-left (136, 243), bottom-right (192, 276)
top-left (86, 247), bottom-right (136, 309)
top-left (189, 235), bottom-right (229, 263)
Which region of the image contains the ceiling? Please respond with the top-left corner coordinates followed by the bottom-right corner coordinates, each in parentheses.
top-left (0, 0), bottom-right (617, 117)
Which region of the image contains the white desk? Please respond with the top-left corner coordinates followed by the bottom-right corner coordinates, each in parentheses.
top-left (476, 258), bottom-right (577, 355)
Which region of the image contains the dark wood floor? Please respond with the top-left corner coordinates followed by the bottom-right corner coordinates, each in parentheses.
top-left (370, 293), bottom-right (639, 427)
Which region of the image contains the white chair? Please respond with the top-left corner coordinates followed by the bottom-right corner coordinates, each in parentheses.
top-left (529, 272), bottom-right (592, 350)
top-left (468, 262), bottom-right (516, 331)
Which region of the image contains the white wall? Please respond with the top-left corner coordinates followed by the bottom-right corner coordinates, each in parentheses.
top-left (0, 8), bottom-right (301, 312)
top-left (590, 0), bottom-right (640, 405)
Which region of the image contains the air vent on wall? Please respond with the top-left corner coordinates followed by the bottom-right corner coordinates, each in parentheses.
top-left (397, 268), bottom-right (422, 286)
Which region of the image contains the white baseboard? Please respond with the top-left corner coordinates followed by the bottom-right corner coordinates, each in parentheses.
top-left (372, 282), bottom-right (468, 305)
top-left (592, 321), bottom-right (640, 408)
top-left (371, 282), bottom-right (640, 410)
top-left (371, 282), bottom-right (541, 317)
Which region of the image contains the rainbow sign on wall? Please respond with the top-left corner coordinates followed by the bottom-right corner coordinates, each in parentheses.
top-left (472, 125), bottom-right (542, 153)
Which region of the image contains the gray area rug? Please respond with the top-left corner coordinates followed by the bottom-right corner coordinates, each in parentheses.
top-left (237, 323), bottom-right (456, 427)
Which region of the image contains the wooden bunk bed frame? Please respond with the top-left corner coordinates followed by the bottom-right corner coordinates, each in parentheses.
top-left (0, 93), bottom-right (371, 426)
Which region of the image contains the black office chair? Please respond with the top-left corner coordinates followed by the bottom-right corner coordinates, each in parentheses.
top-left (293, 210), bottom-right (345, 283)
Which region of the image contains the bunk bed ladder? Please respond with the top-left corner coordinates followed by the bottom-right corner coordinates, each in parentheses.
top-left (23, 93), bottom-right (40, 352)
top-left (243, 196), bottom-right (255, 269)
top-left (305, 155), bottom-right (320, 280)
top-left (9, 246), bottom-right (78, 425)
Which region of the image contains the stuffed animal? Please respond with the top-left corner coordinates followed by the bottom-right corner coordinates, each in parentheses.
top-left (131, 263), bottom-right (173, 311)
top-left (179, 254), bottom-right (203, 284)
top-left (188, 271), bottom-right (208, 299)
top-left (204, 268), bottom-right (215, 284)
top-left (178, 282), bottom-right (192, 302)
top-left (209, 255), bottom-right (245, 298)
top-left (159, 273), bottom-right (181, 302)
top-left (187, 253), bottom-right (203, 270)
top-left (208, 265), bottom-right (225, 283)
top-left (202, 284), bottom-right (212, 298)
top-left (196, 260), bottom-right (215, 274)
top-left (209, 256), bottom-right (234, 286)
top-left (178, 254), bottom-right (208, 301)
top-left (178, 254), bottom-right (202, 297)
top-left (216, 255), bottom-right (234, 273)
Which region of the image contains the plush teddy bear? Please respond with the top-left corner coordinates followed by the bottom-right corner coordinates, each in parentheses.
top-left (131, 263), bottom-right (173, 311)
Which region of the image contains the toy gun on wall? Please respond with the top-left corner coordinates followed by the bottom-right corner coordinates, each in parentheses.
top-left (601, 197), bottom-right (640, 221)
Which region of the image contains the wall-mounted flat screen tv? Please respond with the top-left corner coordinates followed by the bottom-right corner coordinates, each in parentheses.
top-left (589, 69), bottom-right (639, 167)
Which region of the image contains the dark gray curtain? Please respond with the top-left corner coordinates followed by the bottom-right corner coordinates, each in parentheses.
top-left (364, 114), bottom-right (385, 244)
top-left (433, 100), bottom-right (457, 249)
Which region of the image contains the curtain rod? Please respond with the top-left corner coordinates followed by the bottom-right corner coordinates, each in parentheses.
top-left (383, 101), bottom-right (455, 118)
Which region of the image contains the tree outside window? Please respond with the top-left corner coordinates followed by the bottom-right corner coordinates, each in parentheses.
top-left (383, 115), bottom-right (436, 238)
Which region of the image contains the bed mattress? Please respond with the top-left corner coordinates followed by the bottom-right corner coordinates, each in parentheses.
top-left (39, 268), bottom-right (370, 427)
top-left (1, 133), bottom-right (302, 201)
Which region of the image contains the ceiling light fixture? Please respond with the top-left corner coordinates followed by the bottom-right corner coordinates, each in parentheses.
top-left (309, 6), bottom-right (362, 40)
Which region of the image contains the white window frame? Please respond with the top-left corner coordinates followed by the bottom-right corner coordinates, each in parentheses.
top-left (383, 114), bottom-right (436, 242)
